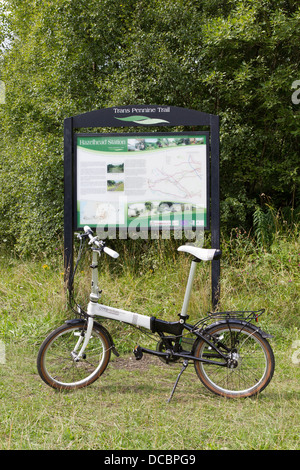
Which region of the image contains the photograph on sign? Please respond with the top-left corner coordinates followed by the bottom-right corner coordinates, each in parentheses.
top-left (75, 133), bottom-right (209, 231)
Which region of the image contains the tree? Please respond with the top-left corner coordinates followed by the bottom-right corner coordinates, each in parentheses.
top-left (0, 0), bottom-right (299, 253)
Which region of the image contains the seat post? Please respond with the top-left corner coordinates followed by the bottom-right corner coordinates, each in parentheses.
top-left (180, 260), bottom-right (198, 318)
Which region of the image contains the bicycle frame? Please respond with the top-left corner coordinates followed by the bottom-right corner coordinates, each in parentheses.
top-left (73, 248), bottom-right (228, 367)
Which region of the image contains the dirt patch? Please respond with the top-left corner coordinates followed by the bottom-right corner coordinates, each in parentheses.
top-left (110, 353), bottom-right (162, 371)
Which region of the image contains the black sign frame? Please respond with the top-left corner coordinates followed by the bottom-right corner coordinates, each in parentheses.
top-left (64, 105), bottom-right (220, 307)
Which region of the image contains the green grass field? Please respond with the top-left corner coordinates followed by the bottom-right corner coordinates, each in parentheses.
top-left (0, 229), bottom-right (299, 450)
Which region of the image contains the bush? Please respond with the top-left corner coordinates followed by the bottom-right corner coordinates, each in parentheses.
top-left (0, 132), bottom-right (64, 255)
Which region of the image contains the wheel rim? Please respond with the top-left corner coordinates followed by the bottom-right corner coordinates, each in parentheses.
top-left (195, 325), bottom-right (271, 397)
top-left (41, 325), bottom-right (109, 388)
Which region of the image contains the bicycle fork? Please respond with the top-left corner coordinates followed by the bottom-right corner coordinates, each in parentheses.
top-left (71, 317), bottom-right (94, 362)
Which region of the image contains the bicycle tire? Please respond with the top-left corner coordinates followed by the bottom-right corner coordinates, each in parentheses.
top-left (37, 321), bottom-right (111, 390)
top-left (193, 322), bottom-right (275, 398)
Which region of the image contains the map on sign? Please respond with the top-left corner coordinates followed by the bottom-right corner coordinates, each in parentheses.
top-left (75, 134), bottom-right (208, 230)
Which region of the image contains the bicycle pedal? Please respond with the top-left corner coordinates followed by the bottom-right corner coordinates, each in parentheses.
top-left (133, 345), bottom-right (143, 360)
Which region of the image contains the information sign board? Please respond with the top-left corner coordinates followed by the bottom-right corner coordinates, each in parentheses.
top-left (75, 132), bottom-right (209, 231)
top-left (64, 105), bottom-right (220, 307)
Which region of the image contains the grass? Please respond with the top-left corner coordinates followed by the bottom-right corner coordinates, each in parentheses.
top-left (0, 228), bottom-right (299, 450)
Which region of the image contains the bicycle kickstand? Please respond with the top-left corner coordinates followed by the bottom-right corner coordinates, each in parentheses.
top-left (167, 360), bottom-right (189, 403)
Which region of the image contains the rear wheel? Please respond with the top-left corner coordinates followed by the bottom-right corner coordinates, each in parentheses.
top-left (193, 322), bottom-right (275, 398)
top-left (37, 321), bottom-right (111, 390)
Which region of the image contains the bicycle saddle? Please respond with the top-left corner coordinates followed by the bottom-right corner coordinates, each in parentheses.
top-left (178, 245), bottom-right (222, 261)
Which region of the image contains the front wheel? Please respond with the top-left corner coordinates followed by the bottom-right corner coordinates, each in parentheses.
top-left (37, 321), bottom-right (111, 390)
top-left (193, 322), bottom-right (275, 398)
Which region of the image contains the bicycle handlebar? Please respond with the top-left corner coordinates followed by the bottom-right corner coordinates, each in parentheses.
top-left (83, 226), bottom-right (119, 259)
top-left (103, 246), bottom-right (119, 259)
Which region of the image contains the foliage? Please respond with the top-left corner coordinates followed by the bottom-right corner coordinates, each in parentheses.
top-left (253, 205), bottom-right (276, 250)
top-left (0, 0), bottom-right (299, 253)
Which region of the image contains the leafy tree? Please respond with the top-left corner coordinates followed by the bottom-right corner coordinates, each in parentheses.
top-left (0, 0), bottom-right (299, 253)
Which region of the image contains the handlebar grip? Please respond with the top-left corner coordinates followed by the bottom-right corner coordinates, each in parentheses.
top-left (103, 246), bottom-right (119, 259)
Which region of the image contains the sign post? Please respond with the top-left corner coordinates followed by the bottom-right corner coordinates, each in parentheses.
top-left (64, 105), bottom-right (220, 307)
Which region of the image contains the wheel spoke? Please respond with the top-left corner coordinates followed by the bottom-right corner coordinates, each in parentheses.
top-left (37, 322), bottom-right (111, 389)
top-left (194, 323), bottom-right (274, 398)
